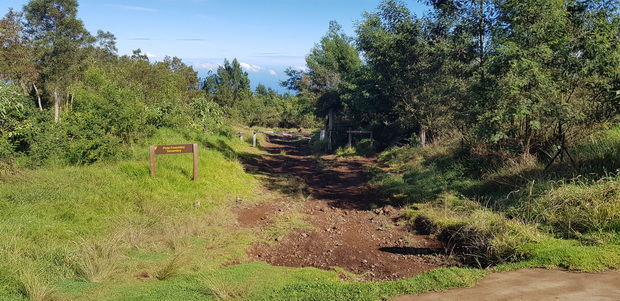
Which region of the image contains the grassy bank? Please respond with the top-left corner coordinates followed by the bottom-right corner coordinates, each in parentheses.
top-left (371, 126), bottom-right (620, 272)
top-left (0, 128), bottom-right (265, 300)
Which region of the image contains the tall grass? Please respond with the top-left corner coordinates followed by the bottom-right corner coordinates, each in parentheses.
top-left (69, 236), bottom-right (123, 282)
top-left (515, 175), bottom-right (620, 241)
top-left (404, 194), bottom-right (546, 267)
top-left (17, 269), bottom-right (56, 301)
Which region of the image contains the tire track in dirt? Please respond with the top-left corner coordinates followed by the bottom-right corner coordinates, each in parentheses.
top-left (237, 135), bottom-right (451, 280)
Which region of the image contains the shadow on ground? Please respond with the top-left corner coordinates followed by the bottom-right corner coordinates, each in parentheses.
top-left (241, 134), bottom-right (386, 211)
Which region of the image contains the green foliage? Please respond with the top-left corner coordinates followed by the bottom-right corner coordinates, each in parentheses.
top-left (17, 268), bottom-right (56, 301)
top-left (374, 143), bottom-right (482, 203)
top-left (0, 82), bottom-right (33, 162)
top-left (304, 20), bottom-right (361, 117)
top-left (571, 125), bottom-right (620, 174)
top-left (23, 0), bottom-right (94, 122)
top-left (203, 58), bottom-right (251, 108)
top-left (68, 236), bottom-right (122, 282)
top-left (191, 97), bottom-right (231, 135)
top-left (520, 239), bottom-right (620, 272)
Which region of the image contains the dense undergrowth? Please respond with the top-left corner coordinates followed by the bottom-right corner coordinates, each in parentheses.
top-left (370, 126), bottom-right (620, 270)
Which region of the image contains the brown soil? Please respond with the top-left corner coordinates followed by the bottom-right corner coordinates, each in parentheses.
top-left (236, 135), bottom-right (450, 280)
top-left (393, 269), bottom-right (620, 301)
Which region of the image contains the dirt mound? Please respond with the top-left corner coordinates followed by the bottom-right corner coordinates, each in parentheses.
top-left (237, 135), bottom-right (450, 280)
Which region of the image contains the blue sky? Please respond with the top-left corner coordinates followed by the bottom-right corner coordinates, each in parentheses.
top-left (3, 0), bottom-right (429, 92)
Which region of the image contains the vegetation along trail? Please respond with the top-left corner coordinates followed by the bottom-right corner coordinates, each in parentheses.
top-left (237, 134), bottom-right (449, 280)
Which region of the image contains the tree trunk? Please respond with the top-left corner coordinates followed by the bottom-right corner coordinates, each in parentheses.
top-left (53, 88), bottom-right (60, 123)
top-left (523, 115), bottom-right (532, 157)
top-left (327, 108), bottom-right (334, 151)
top-left (33, 82), bottom-right (43, 111)
top-left (419, 125), bottom-right (426, 148)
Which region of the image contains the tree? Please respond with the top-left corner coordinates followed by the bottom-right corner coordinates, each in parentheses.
top-left (303, 20), bottom-right (361, 117)
top-left (204, 58), bottom-right (251, 108)
top-left (471, 0), bottom-right (620, 159)
top-left (356, 0), bottom-right (438, 146)
top-left (282, 21), bottom-right (360, 147)
top-left (90, 30), bottom-right (118, 63)
top-left (23, 0), bottom-right (93, 122)
top-left (0, 9), bottom-right (41, 109)
top-left (162, 55), bottom-right (200, 100)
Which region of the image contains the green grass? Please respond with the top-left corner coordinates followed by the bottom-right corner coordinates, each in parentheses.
top-left (0, 128), bottom-right (262, 300)
top-left (196, 262), bottom-right (488, 301)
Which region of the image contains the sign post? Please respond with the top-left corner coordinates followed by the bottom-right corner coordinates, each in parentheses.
top-left (149, 143), bottom-right (199, 181)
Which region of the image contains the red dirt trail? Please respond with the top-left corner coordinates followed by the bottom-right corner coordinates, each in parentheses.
top-left (236, 134), bottom-right (449, 280)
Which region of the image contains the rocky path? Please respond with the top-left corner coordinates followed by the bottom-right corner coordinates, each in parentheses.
top-left (237, 134), bottom-right (449, 280)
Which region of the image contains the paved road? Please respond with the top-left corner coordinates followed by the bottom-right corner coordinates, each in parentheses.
top-left (393, 269), bottom-right (620, 301)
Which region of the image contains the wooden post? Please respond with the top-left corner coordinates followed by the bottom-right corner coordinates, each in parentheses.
top-left (328, 109), bottom-right (334, 151)
top-left (193, 143), bottom-right (199, 181)
top-left (348, 129), bottom-right (352, 149)
top-left (149, 145), bottom-right (156, 177)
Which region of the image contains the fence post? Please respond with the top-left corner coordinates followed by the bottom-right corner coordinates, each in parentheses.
top-left (149, 145), bottom-right (156, 176)
top-left (348, 130), bottom-right (352, 149)
top-left (192, 144), bottom-right (199, 181)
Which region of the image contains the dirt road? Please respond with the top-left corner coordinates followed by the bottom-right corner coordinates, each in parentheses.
top-left (238, 134), bottom-right (450, 280)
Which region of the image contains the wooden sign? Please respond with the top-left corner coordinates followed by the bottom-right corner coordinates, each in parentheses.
top-left (149, 143), bottom-right (199, 181)
top-left (153, 144), bottom-right (194, 155)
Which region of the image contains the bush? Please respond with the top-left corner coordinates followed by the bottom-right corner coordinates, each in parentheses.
top-left (191, 98), bottom-right (232, 136)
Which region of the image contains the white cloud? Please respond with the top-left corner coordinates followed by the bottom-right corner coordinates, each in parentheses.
top-left (240, 62), bottom-right (264, 73)
top-left (293, 65), bottom-right (309, 72)
top-left (268, 70), bottom-right (277, 76)
top-left (145, 52), bottom-right (156, 58)
top-left (194, 62), bottom-right (221, 71)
